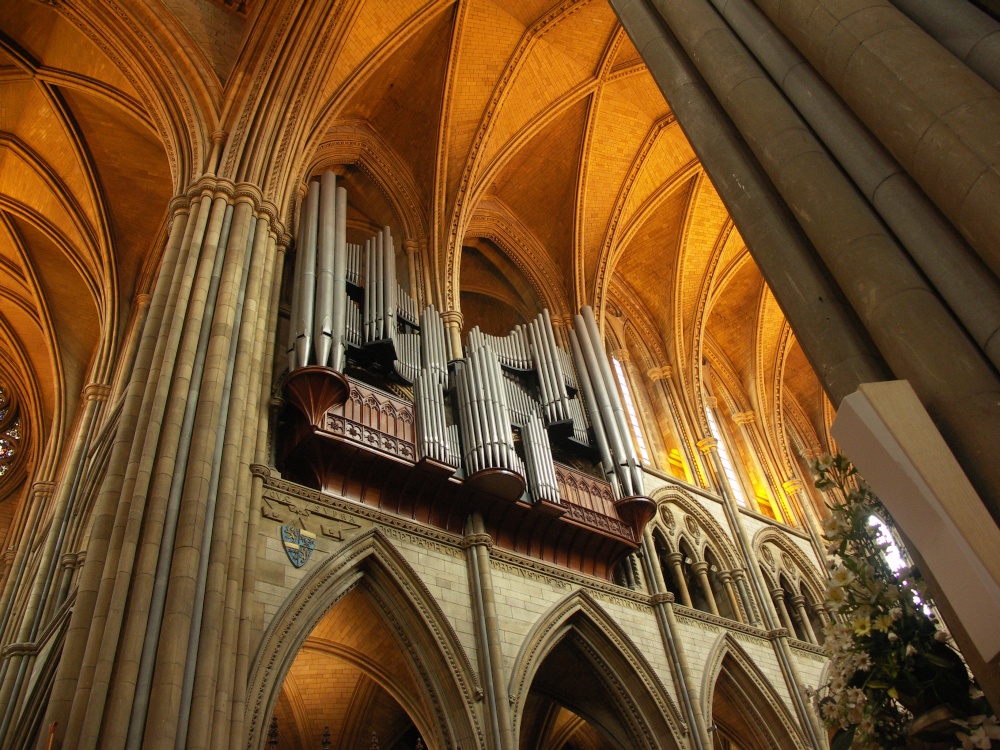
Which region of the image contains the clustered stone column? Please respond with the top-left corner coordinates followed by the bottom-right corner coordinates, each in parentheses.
top-left (440, 310), bottom-right (464, 361)
top-left (690, 560), bottom-right (720, 616)
top-left (717, 570), bottom-right (744, 624)
top-left (37, 175), bottom-right (285, 750)
top-left (665, 551), bottom-right (694, 608)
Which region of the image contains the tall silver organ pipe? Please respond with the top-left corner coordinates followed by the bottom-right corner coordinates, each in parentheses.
top-left (569, 329), bottom-right (615, 480)
top-left (573, 314), bottom-right (634, 496)
top-left (523, 414), bottom-right (560, 503)
top-left (331, 186), bottom-right (348, 371)
top-left (456, 345), bottom-right (523, 478)
top-left (420, 307), bottom-right (448, 385)
top-left (287, 172), bottom-right (352, 373)
top-left (314, 172), bottom-right (336, 368)
top-left (293, 180), bottom-right (320, 370)
top-left (414, 370), bottom-right (459, 467)
top-left (581, 306), bottom-right (643, 494)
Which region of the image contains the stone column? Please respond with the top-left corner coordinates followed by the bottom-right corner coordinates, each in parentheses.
top-left (647, 366), bottom-right (699, 484)
top-left (732, 569), bottom-right (758, 626)
top-left (690, 561), bottom-right (720, 616)
top-left (463, 515), bottom-right (514, 750)
top-left (402, 239), bottom-right (420, 307)
top-left (610, 0), bottom-right (892, 412)
top-left (697, 436), bottom-right (825, 748)
top-left (772, 588), bottom-right (798, 638)
top-left (640, 528), bottom-right (713, 750)
top-left (440, 310), bottom-right (464, 360)
top-left (0, 380), bottom-right (108, 745)
top-left (792, 595), bottom-right (819, 645)
top-left (782, 478), bottom-right (828, 569)
top-left (812, 602), bottom-right (832, 633)
top-left (718, 571), bottom-right (744, 623)
top-left (665, 552), bottom-right (694, 608)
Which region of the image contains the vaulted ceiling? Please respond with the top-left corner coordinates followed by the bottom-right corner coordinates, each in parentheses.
top-left (0, 0), bottom-right (833, 507)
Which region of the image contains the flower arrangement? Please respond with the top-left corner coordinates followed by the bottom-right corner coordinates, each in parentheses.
top-left (810, 454), bottom-right (997, 749)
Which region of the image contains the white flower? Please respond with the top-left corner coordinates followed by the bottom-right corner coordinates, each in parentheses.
top-left (906, 643), bottom-right (918, 657)
top-left (830, 566), bottom-right (856, 587)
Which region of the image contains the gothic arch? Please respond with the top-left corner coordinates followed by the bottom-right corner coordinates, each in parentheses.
top-left (244, 529), bottom-right (482, 750)
top-left (307, 123), bottom-right (428, 244)
top-left (752, 527), bottom-right (826, 607)
top-left (649, 487), bottom-right (742, 572)
top-left (508, 589), bottom-right (685, 749)
top-left (701, 633), bottom-right (808, 750)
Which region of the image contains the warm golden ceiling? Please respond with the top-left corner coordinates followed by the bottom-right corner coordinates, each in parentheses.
top-left (0, 0), bottom-right (832, 500)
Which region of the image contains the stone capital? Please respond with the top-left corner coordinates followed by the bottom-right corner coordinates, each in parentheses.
top-left (790, 594), bottom-right (807, 608)
top-left (135, 293), bottom-right (152, 309)
top-left (440, 310), bottom-right (464, 328)
top-left (646, 365), bottom-right (672, 381)
top-left (84, 383), bottom-right (111, 402)
top-left (650, 592), bottom-right (675, 606)
top-left (782, 478), bottom-right (804, 494)
top-left (696, 437), bottom-right (718, 454)
top-left (30, 481), bottom-right (56, 500)
top-left (690, 560), bottom-right (710, 575)
top-left (704, 395), bottom-right (718, 409)
top-left (717, 570), bottom-right (733, 583)
top-left (666, 551), bottom-right (685, 566)
top-left (402, 239), bottom-right (419, 254)
top-left (250, 464), bottom-right (272, 480)
top-left (612, 348), bottom-right (629, 362)
top-left (732, 410), bottom-right (755, 427)
top-left (460, 532), bottom-right (493, 550)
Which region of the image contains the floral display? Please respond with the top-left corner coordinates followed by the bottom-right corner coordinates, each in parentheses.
top-left (810, 454), bottom-right (997, 749)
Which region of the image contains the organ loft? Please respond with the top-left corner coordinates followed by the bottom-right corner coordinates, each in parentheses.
top-left (0, 0), bottom-right (998, 749)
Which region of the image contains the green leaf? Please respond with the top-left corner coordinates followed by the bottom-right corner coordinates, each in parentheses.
top-left (831, 726), bottom-right (857, 750)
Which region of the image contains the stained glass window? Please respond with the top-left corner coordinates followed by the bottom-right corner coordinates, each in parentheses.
top-left (0, 386), bottom-right (22, 479)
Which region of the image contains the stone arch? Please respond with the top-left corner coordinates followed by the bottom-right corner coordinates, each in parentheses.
top-left (752, 528), bottom-right (826, 607)
top-left (508, 589), bottom-right (686, 750)
top-left (701, 633), bottom-right (808, 750)
top-left (650, 487), bottom-right (742, 572)
top-left (308, 124), bottom-right (428, 244)
top-left (244, 529), bottom-right (482, 750)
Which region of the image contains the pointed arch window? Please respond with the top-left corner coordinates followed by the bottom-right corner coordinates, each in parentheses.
top-left (704, 405), bottom-right (747, 507)
top-left (0, 386), bottom-right (23, 482)
top-left (612, 357), bottom-right (650, 465)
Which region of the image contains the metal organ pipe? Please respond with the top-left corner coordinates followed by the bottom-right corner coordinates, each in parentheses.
top-left (294, 181), bottom-right (320, 369)
top-left (581, 306), bottom-right (644, 494)
top-left (569, 329), bottom-right (615, 480)
top-left (331, 186), bottom-right (348, 371)
top-left (314, 172), bottom-right (336, 367)
top-left (287, 195), bottom-right (306, 372)
top-left (573, 314), bottom-right (633, 496)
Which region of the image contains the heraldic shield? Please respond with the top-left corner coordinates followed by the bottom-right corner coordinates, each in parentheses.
top-left (281, 526), bottom-right (316, 568)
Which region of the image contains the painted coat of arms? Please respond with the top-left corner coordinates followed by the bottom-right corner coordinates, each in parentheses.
top-left (281, 526), bottom-right (316, 568)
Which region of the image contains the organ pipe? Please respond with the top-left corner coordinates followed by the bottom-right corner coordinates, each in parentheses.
top-left (331, 186), bottom-right (348, 371)
top-left (282, 174), bottom-right (652, 513)
top-left (314, 172), bottom-right (336, 367)
top-left (294, 181), bottom-right (320, 370)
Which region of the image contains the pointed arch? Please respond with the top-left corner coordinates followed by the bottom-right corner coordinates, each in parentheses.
top-left (649, 487), bottom-right (741, 572)
top-left (752, 527), bottom-right (826, 607)
top-left (244, 529), bottom-right (482, 750)
top-left (701, 633), bottom-right (809, 750)
top-left (508, 589), bottom-right (685, 749)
